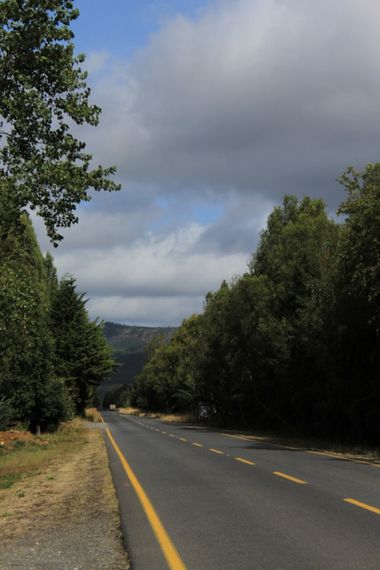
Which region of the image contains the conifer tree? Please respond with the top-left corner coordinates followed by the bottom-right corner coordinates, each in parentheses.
top-left (51, 277), bottom-right (114, 415)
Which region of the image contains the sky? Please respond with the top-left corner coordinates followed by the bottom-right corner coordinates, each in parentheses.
top-left (36, 0), bottom-right (380, 327)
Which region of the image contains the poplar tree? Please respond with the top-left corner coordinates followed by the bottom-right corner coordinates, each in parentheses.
top-left (0, 213), bottom-right (73, 430)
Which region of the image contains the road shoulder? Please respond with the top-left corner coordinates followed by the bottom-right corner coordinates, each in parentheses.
top-left (0, 425), bottom-right (130, 570)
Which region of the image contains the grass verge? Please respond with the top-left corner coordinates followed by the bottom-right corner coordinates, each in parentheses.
top-left (0, 418), bottom-right (87, 490)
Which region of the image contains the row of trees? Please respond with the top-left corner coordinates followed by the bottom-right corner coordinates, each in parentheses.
top-left (0, 210), bottom-right (113, 431)
top-left (0, 1), bottom-right (119, 431)
top-left (130, 164), bottom-right (380, 444)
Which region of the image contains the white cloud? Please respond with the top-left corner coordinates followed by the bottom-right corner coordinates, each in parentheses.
top-left (87, 295), bottom-right (205, 327)
top-left (52, 221), bottom-right (247, 305)
top-left (36, 0), bottom-right (380, 326)
top-left (85, 0), bottom-right (380, 202)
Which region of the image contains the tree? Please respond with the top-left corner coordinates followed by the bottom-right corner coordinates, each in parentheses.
top-left (0, 0), bottom-right (120, 244)
top-left (0, 213), bottom-right (73, 430)
top-left (50, 276), bottom-right (114, 415)
top-left (338, 164), bottom-right (380, 332)
top-left (131, 316), bottom-right (202, 413)
top-left (330, 164), bottom-right (380, 442)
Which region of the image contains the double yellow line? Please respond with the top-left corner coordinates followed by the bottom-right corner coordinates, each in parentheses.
top-left (104, 423), bottom-right (187, 570)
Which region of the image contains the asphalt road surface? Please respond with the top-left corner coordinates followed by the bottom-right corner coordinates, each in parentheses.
top-left (102, 411), bottom-right (380, 570)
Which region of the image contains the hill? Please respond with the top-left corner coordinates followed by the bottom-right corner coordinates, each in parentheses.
top-left (103, 322), bottom-right (176, 355)
top-left (100, 323), bottom-right (177, 399)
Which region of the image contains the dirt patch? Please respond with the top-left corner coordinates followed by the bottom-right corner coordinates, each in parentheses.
top-left (0, 429), bottom-right (48, 451)
top-left (0, 428), bottom-right (130, 569)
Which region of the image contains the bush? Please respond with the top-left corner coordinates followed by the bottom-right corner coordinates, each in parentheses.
top-left (36, 377), bottom-right (75, 431)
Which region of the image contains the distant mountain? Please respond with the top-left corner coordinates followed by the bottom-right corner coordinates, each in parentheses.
top-left (103, 322), bottom-right (177, 355)
top-left (101, 322), bottom-right (177, 392)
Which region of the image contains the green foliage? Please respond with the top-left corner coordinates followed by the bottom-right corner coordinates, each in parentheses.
top-left (50, 276), bottom-right (114, 415)
top-left (133, 188), bottom-right (379, 443)
top-left (0, 397), bottom-right (14, 431)
top-left (338, 164), bottom-right (380, 331)
top-left (130, 316), bottom-right (202, 412)
top-left (0, 0), bottom-right (120, 244)
top-left (35, 376), bottom-right (74, 430)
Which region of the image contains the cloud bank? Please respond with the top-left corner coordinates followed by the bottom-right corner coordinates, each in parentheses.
top-left (38, 0), bottom-right (380, 325)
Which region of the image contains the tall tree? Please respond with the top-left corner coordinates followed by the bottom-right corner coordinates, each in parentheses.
top-left (51, 277), bottom-right (114, 414)
top-left (0, 0), bottom-right (120, 244)
top-left (0, 213), bottom-right (73, 430)
top-left (331, 164), bottom-right (380, 442)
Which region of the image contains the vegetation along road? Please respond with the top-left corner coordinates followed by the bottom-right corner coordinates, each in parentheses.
top-left (103, 411), bottom-right (380, 570)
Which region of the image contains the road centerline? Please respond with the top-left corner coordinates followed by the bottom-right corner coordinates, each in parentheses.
top-left (209, 448), bottom-right (224, 455)
top-left (344, 498), bottom-right (380, 515)
top-left (235, 457), bottom-right (256, 466)
top-left (273, 471), bottom-right (307, 485)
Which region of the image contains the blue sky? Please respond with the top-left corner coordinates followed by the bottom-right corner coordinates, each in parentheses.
top-left (72, 0), bottom-right (211, 58)
top-left (36, 0), bottom-right (380, 326)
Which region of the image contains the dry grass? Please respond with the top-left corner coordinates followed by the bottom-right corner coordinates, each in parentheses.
top-left (0, 420), bottom-right (130, 569)
top-left (0, 419), bottom-right (87, 490)
top-left (0, 426), bottom-right (123, 545)
top-left (85, 407), bottom-right (103, 422)
top-left (118, 407), bottom-right (195, 423)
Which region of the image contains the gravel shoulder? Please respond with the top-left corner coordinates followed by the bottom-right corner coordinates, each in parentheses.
top-left (0, 425), bottom-right (130, 570)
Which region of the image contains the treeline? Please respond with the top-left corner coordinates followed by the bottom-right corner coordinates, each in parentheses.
top-left (0, 210), bottom-right (114, 431)
top-left (130, 164), bottom-right (380, 444)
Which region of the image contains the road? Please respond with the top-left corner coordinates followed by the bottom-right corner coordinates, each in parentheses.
top-left (102, 411), bottom-right (380, 570)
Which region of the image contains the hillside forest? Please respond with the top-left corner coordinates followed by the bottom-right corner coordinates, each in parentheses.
top-left (128, 165), bottom-right (380, 445)
top-left (100, 323), bottom-right (176, 407)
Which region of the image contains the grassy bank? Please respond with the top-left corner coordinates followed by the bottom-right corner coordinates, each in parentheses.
top-left (0, 419), bottom-right (87, 491)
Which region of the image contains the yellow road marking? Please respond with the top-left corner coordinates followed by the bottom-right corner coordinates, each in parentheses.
top-left (235, 457), bottom-right (255, 466)
top-left (192, 443), bottom-right (203, 448)
top-left (222, 433), bottom-right (251, 441)
top-left (223, 434), bottom-right (380, 466)
top-left (209, 448), bottom-right (224, 455)
top-left (105, 428), bottom-right (187, 570)
top-left (273, 471), bottom-right (307, 485)
top-left (344, 498), bottom-right (380, 515)
top-left (179, 437), bottom-right (187, 442)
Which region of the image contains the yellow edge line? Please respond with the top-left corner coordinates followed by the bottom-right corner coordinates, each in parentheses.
top-left (105, 428), bottom-right (187, 570)
top-left (235, 457), bottom-right (255, 466)
top-left (209, 448), bottom-right (224, 455)
top-left (344, 498), bottom-right (380, 515)
top-left (273, 471), bottom-right (307, 485)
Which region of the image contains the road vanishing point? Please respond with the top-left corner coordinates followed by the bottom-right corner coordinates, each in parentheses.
top-left (102, 411), bottom-right (380, 570)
